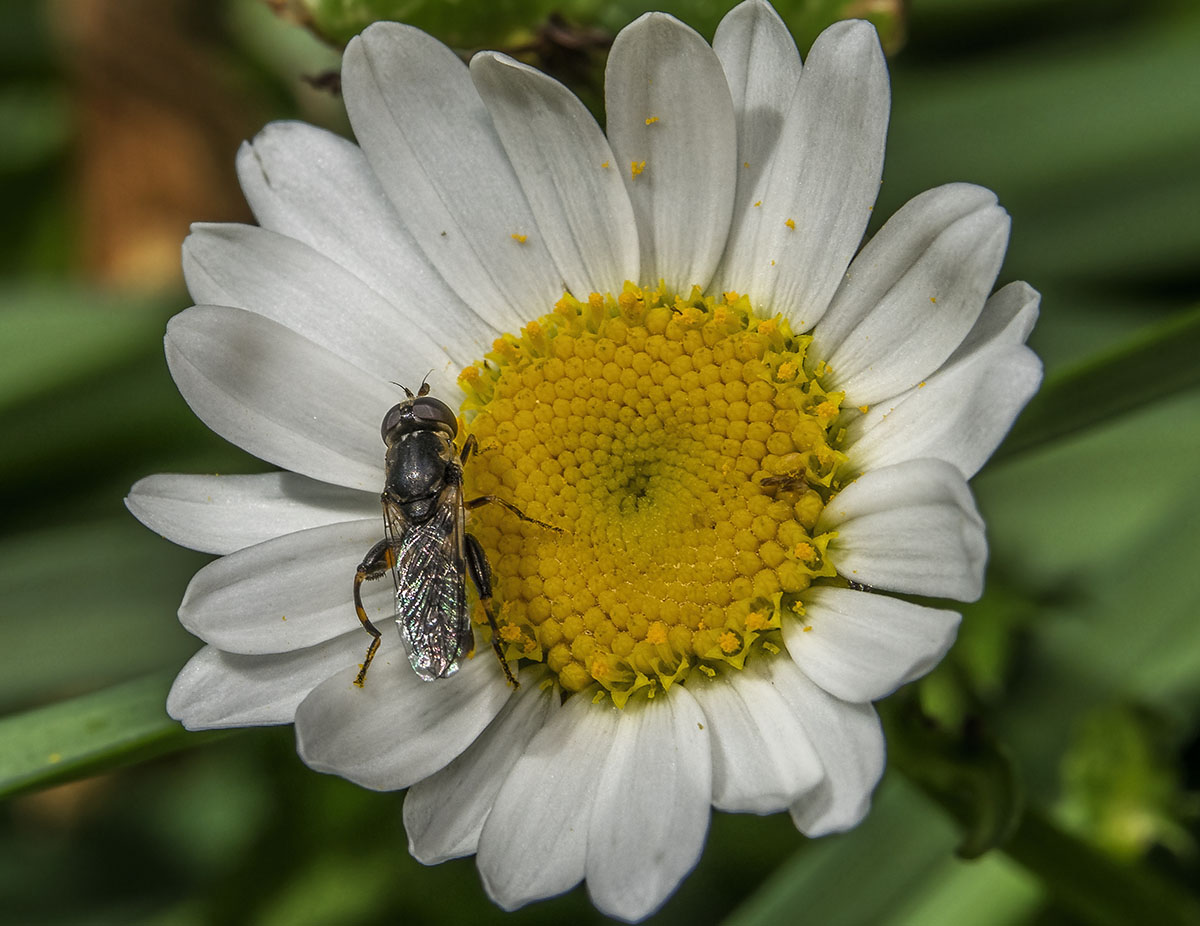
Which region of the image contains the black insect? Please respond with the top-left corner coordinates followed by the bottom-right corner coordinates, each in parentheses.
top-left (352, 381), bottom-right (556, 689)
top-left (758, 471), bottom-right (813, 493)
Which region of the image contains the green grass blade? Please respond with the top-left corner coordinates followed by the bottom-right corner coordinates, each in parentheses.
top-left (722, 777), bottom-right (960, 926)
top-left (0, 674), bottom-right (222, 799)
top-left (995, 304), bottom-right (1200, 462)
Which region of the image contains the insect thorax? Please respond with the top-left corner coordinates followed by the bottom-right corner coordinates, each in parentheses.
top-left (385, 430), bottom-right (457, 508)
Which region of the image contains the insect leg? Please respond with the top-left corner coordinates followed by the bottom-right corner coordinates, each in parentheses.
top-left (465, 495), bottom-right (562, 532)
top-left (464, 532), bottom-right (519, 689)
top-left (352, 538), bottom-right (395, 688)
top-left (461, 435), bottom-right (561, 532)
top-left (460, 433), bottom-right (479, 465)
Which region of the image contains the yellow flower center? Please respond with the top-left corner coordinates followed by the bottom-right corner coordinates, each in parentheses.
top-left (458, 283), bottom-right (846, 707)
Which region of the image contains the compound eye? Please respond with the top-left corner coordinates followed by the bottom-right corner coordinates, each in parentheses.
top-left (380, 402), bottom-right (411, 443)
top-left (411, 396), bottom-right (458, 434)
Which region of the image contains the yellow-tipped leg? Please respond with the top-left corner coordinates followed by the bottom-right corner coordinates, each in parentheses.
top-left (352, 539), bottom-right (392, 687)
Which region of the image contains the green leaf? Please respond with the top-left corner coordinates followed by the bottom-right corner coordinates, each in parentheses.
top-left (723, 776), bottom-right (961, 926)
top-left (0, 287), bottom-right (264, 528)
top-left (885, 6), bottom-right (1200, 288)
top-left (722, 775), bottom-right (1040, 926)
top-left (0, 674), bottom-right (220, 799)
top-left (1014, 477), bottom-right (1200, 717)
top-left (994, 303), bottom-right (1200, 463)
top-left (885, 703), bottom-right (1200, 926)
top-left (0, 286), bottom-right (166, 413)
top-left (1004, 809), bottom-right (1200, 926)
top-left (0, 518), bottom-right (208, 709)
top-left (889, 851), bottom-right (1042, 926)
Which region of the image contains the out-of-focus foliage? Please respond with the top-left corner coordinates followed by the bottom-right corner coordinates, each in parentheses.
top-left (274, 0), bottom-right (905, 54)
top-left (1, 0), bottom-right (1198, 924)
top-left (1057, 704), bottom-right (1197, 862)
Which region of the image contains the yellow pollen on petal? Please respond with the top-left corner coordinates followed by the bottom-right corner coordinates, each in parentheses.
top-left (511, 233), bottom-right (528, 243)
top-left (753, 200), bottom-right (762, 207)
top-left (457, 282), bottom-right (849, 706)
top-left (645, 116), bottom-right (659, 125)
top-left (785, 218), bottom-right (796, 230)
top-left (601, 160), bottom-right (610, 168)
top-left (631, 160), bottom-right (646, 178)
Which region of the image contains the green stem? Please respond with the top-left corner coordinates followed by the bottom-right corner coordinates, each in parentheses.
top-left (1002, 807), bottom-right (1200, 926)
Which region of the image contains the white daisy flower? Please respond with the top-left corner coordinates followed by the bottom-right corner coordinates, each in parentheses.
top-left (127, 1), bottom-right (1042, 920)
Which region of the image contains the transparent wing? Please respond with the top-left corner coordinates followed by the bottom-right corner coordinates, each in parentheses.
top-left (384, 485), bottom-right (473, 680)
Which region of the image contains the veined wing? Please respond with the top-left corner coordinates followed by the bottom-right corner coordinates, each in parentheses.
top-left (384, 485), bottom-right (473, 680)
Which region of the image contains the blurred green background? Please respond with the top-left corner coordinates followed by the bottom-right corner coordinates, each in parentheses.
top-left (1, 0), bottom-right (1198, 923)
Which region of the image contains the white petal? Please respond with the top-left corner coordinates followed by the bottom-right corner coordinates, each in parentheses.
top-left (785, 586), bottom-right (961, 702)
top-left (712, 0), bottom-right (803, 297)
top-left (717, 20), bottom-right (888, 330)
top-left (819, 459), bottom-right (987, 602)
top-left (404, 672), bottom-right (554, 864)
top-left (950, 280), bottom-right (1041, 362)
top-left (342, 24), bottom-right (563, 330)
top-left (478, 696), bottom-right (618, 910)
top-left (845, 344), bottom-right (1043, 478)
top-left (166, 305), bottom-right (393, 491)
top-left (235, 122), bottom-right (494, 364)
top-left (183, 224), bottom-right (458, 386)
top-left (689, 664), bottom-right (821, 813)
top-left (471, 52), bottom-right (639, 296)
top-left (605, 13), bottom-right (737, 292)
top-left (178, 519), bottom-right (385, 654)
top-left (815, 185), bottom-right (996, 352)
top-left (166, 636), bottom-right (359, 730)
top-left (768, 657), bottom-right (885, 836)
top-left (817, 184), bottom-right (1011, 406)
top-left (294, 654), bottom-right (512, 791)
top-left (845, 278), bottom-right (1042, 477)
top-left (126, 472), bottom-right (378, 555)
top-left (586, 688), bottom-right (711, 922)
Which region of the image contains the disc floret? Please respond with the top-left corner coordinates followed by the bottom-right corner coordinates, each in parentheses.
top-left (458, 283), bottom-right (847, 707)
